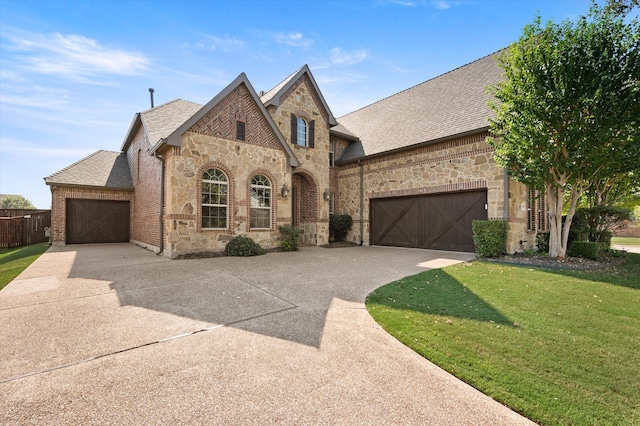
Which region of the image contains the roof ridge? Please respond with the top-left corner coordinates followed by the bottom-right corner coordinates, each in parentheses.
top-left (140, 98), bottom-right (202, 114)
top-left (260, 65), bottom-right (305, 102)
top-left (337, 49), bottom-right (502, 120)
top-left (45, 150), bottom-right (114, 180)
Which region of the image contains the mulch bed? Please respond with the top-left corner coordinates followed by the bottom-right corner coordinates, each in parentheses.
top-left (483, 252), bottom-right (625, 271)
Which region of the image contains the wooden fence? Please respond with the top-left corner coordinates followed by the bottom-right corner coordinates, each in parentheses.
top-left (0, 209), bottom-right (51, 249)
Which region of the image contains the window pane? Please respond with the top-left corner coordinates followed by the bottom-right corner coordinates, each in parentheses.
top-left (297, 118), bottom-right (307, 147)
top-left (250, 208), bottom-right (270, 229)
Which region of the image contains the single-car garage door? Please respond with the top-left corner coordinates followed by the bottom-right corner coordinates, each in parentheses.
top-left (370, 190), bottom-right (487, 252)
top-left (66, 199), bottom-right (130, 244)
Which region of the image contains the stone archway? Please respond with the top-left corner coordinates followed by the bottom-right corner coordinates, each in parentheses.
top-left (292, 171), bottom-right (320, 245)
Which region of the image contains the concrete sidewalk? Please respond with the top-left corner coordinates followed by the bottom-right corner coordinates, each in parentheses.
top-left (0, 243), bottom-right (534, 425)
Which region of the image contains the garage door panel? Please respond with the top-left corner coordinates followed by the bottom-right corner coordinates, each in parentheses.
top-left (66, 199), bottom-right (130, 244)
top-left (371, 190), bottom-right (487, 252)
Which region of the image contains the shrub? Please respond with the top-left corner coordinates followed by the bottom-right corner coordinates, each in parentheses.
top-left (472, 220), bottom-right (507, 257)
top-left (278, 224), bottom-right (300, 252)
top-left (535, 231), bottom-right (550, 253)
top-left (224, 235), bottom-right (266, 257)
top-left (572, 207), bottom-right (632, 244)
top-left (567, 241), bottom-right (599, 260)
top-left (330, 214), bottom-right (353, 242)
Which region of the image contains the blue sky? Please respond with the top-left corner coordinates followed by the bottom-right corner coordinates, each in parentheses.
top-left (0, 0), bottom-right (597, 209)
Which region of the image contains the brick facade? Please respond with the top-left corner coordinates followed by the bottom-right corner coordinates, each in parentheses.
top-left (49, 186), bottom-right (133, 246)
top-left (125, 126), bottom-right (163, 251)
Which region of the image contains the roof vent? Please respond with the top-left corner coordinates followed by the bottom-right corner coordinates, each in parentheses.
top-left (149, 88), bottom-right (155, 108)
top-left (259, 90), bottom-right (266, 97)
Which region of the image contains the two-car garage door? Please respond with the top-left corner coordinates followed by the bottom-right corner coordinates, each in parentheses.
top-left (370, 190), bottom-right (487, 252)
top-left (66, 199), bottom-right (130, 244)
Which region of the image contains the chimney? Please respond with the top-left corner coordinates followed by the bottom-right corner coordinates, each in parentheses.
top-left (149, 88), bottom-right (155, 108)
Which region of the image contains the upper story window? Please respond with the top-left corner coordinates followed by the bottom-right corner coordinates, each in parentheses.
top-left (329, 138), bottom-right (335, 166)
top-left (250, 175), bottom-right (271, 229)
top-left (296, 117), bottom-right (307, 147)
top-left (290, 113), bottom-right (315, 148)
top-left (202, 168), bottom-right (228, 229)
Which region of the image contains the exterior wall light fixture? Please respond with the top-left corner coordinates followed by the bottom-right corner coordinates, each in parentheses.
top-left (323, 188), bottom-right (331, 201)
top-left (281, 183), bottom-right (290, 198)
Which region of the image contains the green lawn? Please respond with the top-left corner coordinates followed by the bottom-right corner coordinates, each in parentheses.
top-left (612, 236), bottom-right (640, 246)
top-left (366, 254), bottom-right (640, 426)
top-left (0, 243), bottom-right (50, 290)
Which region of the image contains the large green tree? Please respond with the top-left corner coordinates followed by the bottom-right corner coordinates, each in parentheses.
top-left (488, 4), bottom-right (640, 258)
top-left (0, 195), bottom-right (36, 209)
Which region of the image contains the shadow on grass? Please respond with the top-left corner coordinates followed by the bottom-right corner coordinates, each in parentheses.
top-left (367, 269), bottom-right (513, 326)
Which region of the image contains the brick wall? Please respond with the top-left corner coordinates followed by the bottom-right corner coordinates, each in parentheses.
top-left (49, 186), bottom-right (133, 245)
top-left (125, 126), bottom-right (163, 251)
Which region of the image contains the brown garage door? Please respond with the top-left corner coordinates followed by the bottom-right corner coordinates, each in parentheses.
top-left (66, 199), bottom-right (130, 244)
top-left (370, 190), bottom-right (487, 252)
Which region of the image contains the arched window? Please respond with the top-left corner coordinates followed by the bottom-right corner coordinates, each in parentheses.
top-left (202, 168), bottom-right (228, 229)
top-left (250, 175), bottom-right (271, 229)
top-left (296, 117), bottom-right (307, 147)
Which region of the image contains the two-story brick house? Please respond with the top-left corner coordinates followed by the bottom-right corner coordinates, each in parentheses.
top-left (45, 52), bottom-right (546, 257)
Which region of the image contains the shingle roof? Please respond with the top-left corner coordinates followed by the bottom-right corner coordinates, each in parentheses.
top-left (44, 150), bottom-right (134, 190)
top-left (335, 52), bottom-right (504, 163)
top-left (141, 99), bottom-right (203, 145)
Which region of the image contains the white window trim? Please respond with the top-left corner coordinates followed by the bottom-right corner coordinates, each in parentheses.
top-left (296, 117), bottom-right (307, 147)
top-left (250, 176), bottom-right (272, 229)
top-left (202, 169), bottom-right (228, 230)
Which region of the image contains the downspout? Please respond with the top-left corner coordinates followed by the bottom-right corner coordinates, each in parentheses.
top-left (358, 159), bottom-right (364, 246)
top-left (154, 151), bottom-right (165, 255)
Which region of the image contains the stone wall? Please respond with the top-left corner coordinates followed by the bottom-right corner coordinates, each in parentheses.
top-left (49, 186), bottom-right (133, 246)
top-left (267, 74), bottom-right (332, 245)
top-left (336, 131), bottom-right (530, 253)
top-left (161, 132), bottom-right (291, 258)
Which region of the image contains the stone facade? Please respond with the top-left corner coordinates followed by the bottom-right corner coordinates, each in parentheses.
top-left (335, 131), bottom-right (532, 252)
top-left (266, 75), bottom-right (332, 245)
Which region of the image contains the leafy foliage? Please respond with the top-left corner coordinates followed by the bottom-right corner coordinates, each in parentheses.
top-left (472, 220), bottom-right (507, 257)
top-left (224, 235), bottom-right (266, 257)
top-left (278, 224), bottom-right (300, 252)
top-left (329, 214), bottom-right (353, 242)
top-left (535, 231), bottom-right (550, 253)
top-left (487, 5), bottom-right (640, 258)
top-left (567, 241), bottom-right (600, 260)
top-left (572, 206), bottom-right (631, 244)
top-left (0, 195), bottom-right (36, 209)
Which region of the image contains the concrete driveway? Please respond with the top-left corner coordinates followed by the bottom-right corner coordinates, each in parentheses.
top-left (1, 243), bottom-right (534, 425)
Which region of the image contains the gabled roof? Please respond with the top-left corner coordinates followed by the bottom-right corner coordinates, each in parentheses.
top-left (45, 150), bottom-right (133, 190)
top-left (335, 52), bottom-right (503, 163)
top-left (156, 73), bottom-right (300, 167)
top-left (121, 99), bottom-right (202, 152)
top-left (260, 64), bottom-right (337, 126)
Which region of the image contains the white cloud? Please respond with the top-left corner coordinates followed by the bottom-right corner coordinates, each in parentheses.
top-left (432, 1), bottom-right (453, 9)
top-left (273, 32), bottom-right (313, 48)
top-left (2, 29), bottom-right (149, 78)
top-left (207, 35), bottom-right (244, 51)
top-left (330, 48), bottom-right (368, 67)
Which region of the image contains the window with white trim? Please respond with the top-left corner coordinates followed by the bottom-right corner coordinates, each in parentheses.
top-left (250, 175), bottom-right (271, 229)
top-left (296, 117), bottom-right (307, 147)
top-left (201, 168), bottom-right (228, 229)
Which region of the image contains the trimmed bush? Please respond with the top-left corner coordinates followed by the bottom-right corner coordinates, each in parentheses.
top-left (278, 224), bottom-right (300, 252)
top-left (330, 214), bottom-right (353, 242)
top-left (567, 241), bottom-right (599, 260)
top-left (536, 231), bottom-right (550, 253)
top-left (224, 235), bottom-right (266, 257)
top-left (472, 220), bottom-right (507, 257)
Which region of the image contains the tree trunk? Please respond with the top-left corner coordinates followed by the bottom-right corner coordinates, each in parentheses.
top-left (547, 184), bottom-right (566, 258)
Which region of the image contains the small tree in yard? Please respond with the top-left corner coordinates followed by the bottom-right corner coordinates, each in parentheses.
top-left (488, 4), bottom-right (640, 258)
